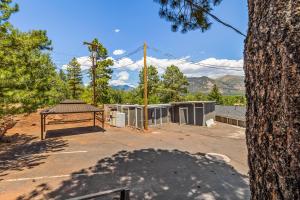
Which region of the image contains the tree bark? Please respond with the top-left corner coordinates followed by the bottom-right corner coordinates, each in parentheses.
top-left (245, 0), bottom-right (300, 199)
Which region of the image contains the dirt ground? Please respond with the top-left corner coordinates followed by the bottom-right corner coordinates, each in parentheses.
top-left (0, 111), bottom-right (250, 200)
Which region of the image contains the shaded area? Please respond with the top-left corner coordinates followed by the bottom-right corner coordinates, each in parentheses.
top-left (0, 134), bottom-right (67, 180)
top-left (18, 149), bottom-right (250, 200)
top-left (45, 126), bottom-right (105, 139)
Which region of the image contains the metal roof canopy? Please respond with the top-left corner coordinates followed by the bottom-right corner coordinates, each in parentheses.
top-left (60, 99), bottom-right (86, 104)
top-left (41, 103), bottom-right (102, 114)
top-left (40, 100), bottom-right (104, 140)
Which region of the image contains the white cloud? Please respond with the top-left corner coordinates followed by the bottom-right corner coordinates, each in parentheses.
top-left (63, 55), bottom-right (244, 86)
top-left (62, 56), bottom-right (92, 71)
top-left (109, 71), bottom-right (134, 87)
top-left (117, 71), bottom-right (129, 81)
top-left (114, 29), bottom-right (120, 33)
top-left (112, 57), bottom-right (138, 71)
top-left (111, 56), bottom-right (244, 77)
top-left (113, 49), bottom-right (126, 55)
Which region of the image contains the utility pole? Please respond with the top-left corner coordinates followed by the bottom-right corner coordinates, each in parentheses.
top-left (143, 42), bottom-right (148, 130)
top-left (83, 41), bottom-right (98, 106)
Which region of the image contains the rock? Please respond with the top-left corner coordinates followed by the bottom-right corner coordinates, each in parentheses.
top-left (0, 116), bottom-right (16, 139)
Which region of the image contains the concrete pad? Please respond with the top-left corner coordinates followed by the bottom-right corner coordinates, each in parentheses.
top-left (0, 112), bottom-right (250, 200)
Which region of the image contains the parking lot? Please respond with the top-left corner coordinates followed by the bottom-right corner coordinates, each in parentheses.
top-left (0, 112), bottom-right (250, 200)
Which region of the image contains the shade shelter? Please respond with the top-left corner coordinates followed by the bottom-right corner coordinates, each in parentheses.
top-left (40, 100), bottom-right (104, 140)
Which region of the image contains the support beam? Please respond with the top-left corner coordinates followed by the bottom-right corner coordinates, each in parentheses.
top-left (160, 108), bottom-right (162, 125)
top-left (193, 103), bottom-right (196, 125)
top-left (43, 115), bottom-right (46, 132)
top-left (40, 114), bottom-right (44, 140)
top-left (135, 108), bottom-right (138, 128)
top-left (102, 111), bottom-right (105, 129)
top-left (120, 189), bottom-right (130, 200)
top-left (93, 112), bottom-right (96, 127)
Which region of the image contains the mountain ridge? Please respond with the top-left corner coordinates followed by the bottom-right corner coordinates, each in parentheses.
top-left (187, 75), bottom-right (245, 95)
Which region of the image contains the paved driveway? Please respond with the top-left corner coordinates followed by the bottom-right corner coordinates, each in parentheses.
top-left (0, 112), bottom-right (250, 200)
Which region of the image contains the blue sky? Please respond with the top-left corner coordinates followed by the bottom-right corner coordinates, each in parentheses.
top-left (10, 0), bottom-right (248, 86)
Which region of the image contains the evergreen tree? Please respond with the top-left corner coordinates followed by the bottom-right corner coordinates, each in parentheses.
top-left (66, 58), bottom-right (83, 99)
top-left (94, 59), bottom-right (113, 103)
top-left (0, 0), bottom-right (18, 32)
top-left (194, 92), bottom-right (208, 101)
top-left (88, 38), bottom-right (113, 104)
top-left (59, 69), bottom-right (67, 82)
top-left (207, 84), bottom-right (222, 104)
top-left (138, 65), bottom-right (161, 104)
top-left (0, 2), bottom-right (67, 114)
top-left (161, 65), bottom-right (189, 102)
top-left (154, 1), bottom-right (300, 197)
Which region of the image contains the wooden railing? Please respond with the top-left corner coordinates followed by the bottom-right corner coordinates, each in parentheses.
top-left (66, 188), bottom-right (130, 200)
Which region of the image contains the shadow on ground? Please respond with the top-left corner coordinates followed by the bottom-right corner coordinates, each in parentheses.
top-left (0, 134), bottom-right (67, 180)
top-left (45, 126), bottom-right (105, 139)
top-left (17, 149), bottom-right (250, 200)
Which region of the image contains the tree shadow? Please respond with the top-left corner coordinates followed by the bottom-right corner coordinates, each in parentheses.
top-left (45, 126), bottom-right (105, 139)
top-left (17, 149), bottom-right (250, 200)
top-left (0, 134), bottom-right (67, 180)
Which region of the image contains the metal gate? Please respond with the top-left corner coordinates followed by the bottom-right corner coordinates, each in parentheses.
top-left (195, 107), bottom-right (204, 125)
top-left (136, 107), bottom-right (143, 129)
top-left (179, 107), bottom-right (188, 125)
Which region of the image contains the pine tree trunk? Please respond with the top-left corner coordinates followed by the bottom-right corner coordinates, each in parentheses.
top-left (244, 1), bottom-right (300, 199)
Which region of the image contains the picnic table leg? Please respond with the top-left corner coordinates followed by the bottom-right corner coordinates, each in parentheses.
top-left (41, 114), bottom-right (44, 140)
top-left (93, 112), bottom-right (96, 127)
top-left (43, 115), bottom-right (46, 132)
top-left (102, 111), bottom-right (105, 129)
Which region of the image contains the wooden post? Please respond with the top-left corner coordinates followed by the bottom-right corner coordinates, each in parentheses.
top-left (43, 115), bottom-right (46, 132)
top-left (102, 111), bottom-right (105, 129)
top-left (83, 41), bottom-right (98, 106)
top-left (143, 42), bottom-right (148, 130)
top-left (93, 112), bottom-right (96, 127)
top-left (120, 189), bottom-right (130, 200)
top-left (40, 114), bottom-right (43, 140)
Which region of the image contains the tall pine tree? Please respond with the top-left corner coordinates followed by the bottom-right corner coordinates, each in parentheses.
top-left (0, 0), bottom-right (67, 114)
top-left (138, 65), bottom-right (160, 104)
top-left (161, 65), bottom-right (189, 102)
top-left (88, 38), bottom-right (113, 104)
top-left (208, 84), bottom-right (222, 104)
top-left (154, 0), bottom-right (300, 198)
top-left (66, 58), bottom-right (83, 99)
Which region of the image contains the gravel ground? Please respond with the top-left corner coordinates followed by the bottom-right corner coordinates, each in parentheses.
top-left (0, 111), bottom-right (250, 200)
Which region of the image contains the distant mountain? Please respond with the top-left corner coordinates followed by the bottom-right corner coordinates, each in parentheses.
top-left (187, 75), bottom-right (245, 95)
top-left (112, 84), bottom-right (134, 91)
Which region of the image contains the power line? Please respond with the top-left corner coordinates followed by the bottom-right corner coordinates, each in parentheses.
top-left (51, 50), bottom-right (83, 58)
top-left (113, 45), bottom-right (144, 62)
top-left (148, 46), bottom-right (243, 72)
top-left (52, 45), bottom-right (143, 70)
